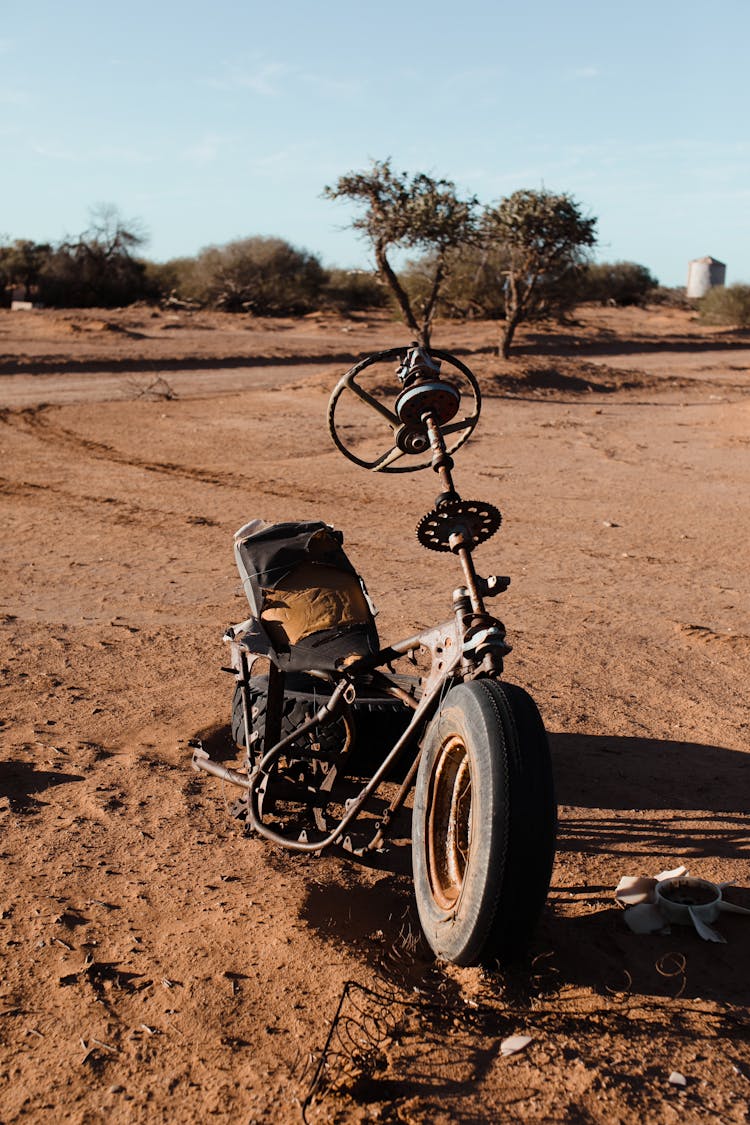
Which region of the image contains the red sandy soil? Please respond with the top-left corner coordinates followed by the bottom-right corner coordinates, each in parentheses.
top-left (0, 304), bottom-right (749, 1123)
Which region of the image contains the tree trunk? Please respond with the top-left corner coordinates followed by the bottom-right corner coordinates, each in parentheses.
top-left (500, 314), bottom-right (520, 358)
top-left (420, 256), bottom-right (446, 351)
top-left (375, 244), bottom-right (423, 344)
top-left (499, 266), bottom-right (529, 358)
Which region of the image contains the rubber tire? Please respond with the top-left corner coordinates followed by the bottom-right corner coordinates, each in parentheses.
top-left (412, 679), bottom-right (556, 967)
top-left (231, 677), bottom-right (343, 759)
top-left (231, 676), bottom-right (412, 767)
top-left (231, 681), bottom-right (247, 749)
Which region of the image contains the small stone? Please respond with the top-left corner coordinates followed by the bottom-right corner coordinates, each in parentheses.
top-left (501, 1034), bottom-right (532, 1057)
top-left (668, 1071), bottom-right (687, 1087)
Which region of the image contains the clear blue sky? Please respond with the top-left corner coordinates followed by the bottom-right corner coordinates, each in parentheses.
top-left (2, 0), bottom-right (748, 286)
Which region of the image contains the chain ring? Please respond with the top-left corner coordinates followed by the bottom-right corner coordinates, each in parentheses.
top-left (416, 499), bottom-right (502, 553)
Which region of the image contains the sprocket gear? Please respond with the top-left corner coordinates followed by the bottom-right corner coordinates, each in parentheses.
top-left (416, 499), bottom-right (501, 553)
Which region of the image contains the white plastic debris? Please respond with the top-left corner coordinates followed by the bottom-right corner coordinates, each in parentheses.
top-left (620, 903), bottom-right (668, 935)
top-left (615, 872), bottom-right (678, 907)
top-left (615, 867), bottom-right (750, 942)
top-left (668, 1071), bottom-right (687, 1087)
top-left (500, 1034), bottom-right (532, 1057)
top-left (655, 866), bottom-right (692, 883)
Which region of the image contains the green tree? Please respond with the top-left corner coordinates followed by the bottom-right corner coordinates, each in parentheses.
top-left (324, 159), bottom-right (477, 347)
top-left (483, 189), bottom-right (597, 357)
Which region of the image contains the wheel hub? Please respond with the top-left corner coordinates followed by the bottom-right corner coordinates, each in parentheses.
top-left (427, 735), bottom-right (472, 910)
top-left (395, 380), bottom-right (461, 427)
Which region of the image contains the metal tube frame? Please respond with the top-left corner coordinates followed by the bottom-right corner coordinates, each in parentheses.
top-left (194, 388), bottom-right (509, 854)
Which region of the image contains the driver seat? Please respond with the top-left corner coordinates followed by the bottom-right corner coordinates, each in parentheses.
top-left (234, 520), bottom-right (380, 673)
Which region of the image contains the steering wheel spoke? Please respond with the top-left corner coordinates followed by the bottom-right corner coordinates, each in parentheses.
top-left (345, 376), bottom-right (400, 428)
top-left (441, 413), bottom-right (479, 437)
top-left (373, 443), bottom-right (407, 470)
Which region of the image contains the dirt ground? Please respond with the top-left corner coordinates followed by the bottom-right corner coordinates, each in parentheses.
top-left (1, 304), bottom-right (749, 1123)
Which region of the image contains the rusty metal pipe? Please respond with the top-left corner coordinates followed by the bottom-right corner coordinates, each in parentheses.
top-left (365, 745), bottom-right (424, 852)
top-left (456, 545), bottom-right (485, 614)
top-left (366, 670), bottom-right (419, 709)
top-left (192, 755), bottom-right (251, 789)
top-left (254, 678), bottom-right (351, 777)
top-left (425, 414), bottom-right (456, 496)
top-left (245, 660), bottom-right (458, 854)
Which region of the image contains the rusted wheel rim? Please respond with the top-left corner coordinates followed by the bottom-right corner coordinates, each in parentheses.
top-left (426, 735), bottom-right (472, 910)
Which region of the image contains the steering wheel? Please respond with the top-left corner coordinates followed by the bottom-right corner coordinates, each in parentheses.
top-left (327, 347), bottom-right (482, 473)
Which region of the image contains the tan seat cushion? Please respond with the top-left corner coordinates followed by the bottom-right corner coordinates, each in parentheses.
top-left (260, 563), bottom-right (371, 648)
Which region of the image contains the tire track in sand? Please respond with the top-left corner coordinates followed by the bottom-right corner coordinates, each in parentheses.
top-left (0, 405), bottom-right (332, 504)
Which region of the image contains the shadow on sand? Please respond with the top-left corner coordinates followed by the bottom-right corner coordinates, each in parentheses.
top-left (552, 731), bottom-right (749, 813)
top-left (0, 759), bottom-right (85, 811)
top-left (551, 731), bottom-right (749, 860)
top-left (299, 731), bottom-right (749, 1012)
top-left (512, 327), bottom-right (750, 357)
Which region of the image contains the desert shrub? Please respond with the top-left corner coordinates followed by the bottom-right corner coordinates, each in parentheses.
top-left (0, 209), bottom-right (157, 309)
top-left (322, 268), bottom-right (387, 311)
top-left (35, 207), bottom-right (157, 308)
top-left (400, 245), bottom-right (509, 320)
top-left (0, 239), bottom-right (54, 304)
top-left (141, 258), bottom-right (195, 301)
top-left (482, 190), bottom-right (597, 355)
top-left (532, 266), bottom-right (590, 321)
top-left (699, 283), bottom-right (750, 327)
top-left (39, 247), bottom-right (155, 307)
top-left (401, 243), bottom-right (587, 324)
top-left (581, 261), bottom-right (658, 306)
top-left (186, 236), bottom-right (325, 314)
top-left (649, 285), bottom-right (690, 309)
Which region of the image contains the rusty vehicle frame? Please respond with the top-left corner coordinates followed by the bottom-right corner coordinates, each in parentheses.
top-left (192, 345), bottom-right (556, 966)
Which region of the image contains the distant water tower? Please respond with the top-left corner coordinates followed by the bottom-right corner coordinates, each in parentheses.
top-left (687, 256), bottom-right (726, 298)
